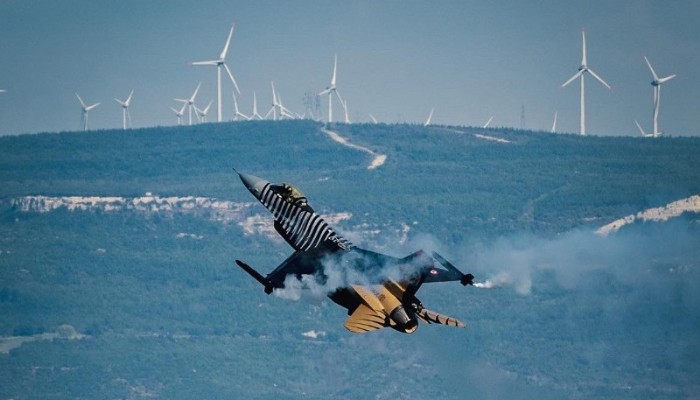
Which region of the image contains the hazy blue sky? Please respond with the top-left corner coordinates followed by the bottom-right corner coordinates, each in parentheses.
top-left (1, 0), bottom-right (698, 136)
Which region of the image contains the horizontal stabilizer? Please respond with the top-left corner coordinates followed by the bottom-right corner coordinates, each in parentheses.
top-left (432, 252), bottom-right (474, 286)
top-left (416, 308), bottom-right (466, 328)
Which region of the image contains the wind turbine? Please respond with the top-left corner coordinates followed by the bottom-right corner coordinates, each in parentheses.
top-left (250, 92), bottom-right (263, 120)
top-left (194, 100), bottom-right (213, 123)
top-left (318, 54), bottom-right (347, 123)
top-left (483, 115), bottom-right (494, 128)
top-left (114, 89), bottom-right (134, 130)
top-left (424, 108), bottom-right (434, 126)
top-left (191, 25), bottom-right (240, 122)
top-left (265, 82), bottom-right (294, 120)
top-left (170, 103), bottom-right (186, 125)
top-left (561, 29), bottom-right (611, 135)
top-left (232, 92), bottom-right (250, 121)
top-left (174, 82), bottom-right (201, 125)
top-left (265, 82), bottom-right (279, 120)
top-left (643, 56), bottom-right (676, 137)
top-left (277, 93), bottom-right (294, 119)
top-left (76, 93), bottom-right (100, 131)
top-left (551, 111), bottom-right (558, 133)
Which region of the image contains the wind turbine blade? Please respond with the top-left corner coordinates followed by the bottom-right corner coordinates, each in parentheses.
top-left (170, 107), bottom-right (180, 114)
top-left (203, 100), bottom-right (213, 114)
top-left (114, 98), bottom-right (126, 106)
top-left (125, 89), bottom-right (134, 105)
top-left (634, 120), bottom-right (647, 136)
top-left (658, 74), bottom-right (676, 84)
top-left (220, 24), bottom-right (235, 60)
top-left (174, 98), bottom-right (189, 103)
top-left (223, 63), bottom-right (240, 94)
top-left (318, 88), bottom-right (331, 96)
top-left (342, 99), bottom-right (349, 123)
top-left (232, 91), bottom-right (240, 112)
top-left (76, 93), bottom-right (86, 108)
top-left (424, 108), bottom-right (434, 126)
top-left (334, 89), bottom-right (344, 105)
top-left (587, 68), bottom-right (611, 89)
top-left (369, 114), bottom-right (378, 123)
top-left (561, 70), bottom-right (583, 88)
top-left (551, 111), bottom-right (558, 133)
top-left (581, 29), bottom-right (587, 66)
top-left (191, 82), bottom-right (201, 102)
top-left (331, 54), bottom-right (338, 86)
top-left (86, 102), bottom-right (100, 111)
top-left (191, 60), bottom-right (219, 66)
top-left (643, 56), bottom-right (659, 81)
top-left (483, 115), bottom-right (493, 128)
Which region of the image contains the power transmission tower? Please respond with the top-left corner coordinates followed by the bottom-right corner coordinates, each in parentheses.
top-left (303, 92), bottom-right (321, 119)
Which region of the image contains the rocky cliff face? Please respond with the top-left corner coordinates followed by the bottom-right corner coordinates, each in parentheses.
top-left (8, 195), bottom-right (361, 244)
top-left (11, 195), bottom-right (256, 223)
top-left (596, 195), bottom-right (700, 235)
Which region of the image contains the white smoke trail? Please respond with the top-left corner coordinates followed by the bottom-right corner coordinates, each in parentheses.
top-left (271, 250), bottom-right (421, 301)
top-left (473, 272), bottom-right (513, 289)
top-left (474, 271), bottom-right (532, 295)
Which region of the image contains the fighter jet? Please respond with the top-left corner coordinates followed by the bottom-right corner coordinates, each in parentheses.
top-left (234, 171), bottom-right (475, 334)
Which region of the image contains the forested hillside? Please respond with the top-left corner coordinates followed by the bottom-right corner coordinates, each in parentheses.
top-left (2, 120), bottom-right (700, 238)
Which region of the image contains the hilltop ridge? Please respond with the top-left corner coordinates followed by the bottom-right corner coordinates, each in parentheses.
top-left (2, 120), bottom-right (700, 237)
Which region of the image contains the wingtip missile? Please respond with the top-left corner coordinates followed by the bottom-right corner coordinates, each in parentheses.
top-left (236, 260), bottom-right (273, 294)
top-left (461, 273), bottom-right (474, 286)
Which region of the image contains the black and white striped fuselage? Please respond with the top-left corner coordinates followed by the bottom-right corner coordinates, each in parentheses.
top-left (257, 183), bottom-right (352, 252)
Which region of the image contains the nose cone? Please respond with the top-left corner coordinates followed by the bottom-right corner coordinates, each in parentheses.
top-left (237, 171), bottom-right (269, 198)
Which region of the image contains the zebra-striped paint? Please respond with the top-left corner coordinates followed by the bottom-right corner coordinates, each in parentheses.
top-left (257, 182), bottom-right (352, 251)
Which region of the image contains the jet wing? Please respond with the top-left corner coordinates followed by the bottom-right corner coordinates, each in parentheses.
top-left (344, 303), bottom-right (388, 333)
top-left (255, 180), bottom-right (352, 252)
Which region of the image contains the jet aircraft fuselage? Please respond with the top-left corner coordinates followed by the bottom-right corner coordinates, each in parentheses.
top-left (234, 171), bottom-right (474, 334)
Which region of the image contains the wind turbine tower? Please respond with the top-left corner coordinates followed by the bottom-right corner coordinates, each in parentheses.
top-left (114, 89), bottom-right (134, 130)
top-left (191, 25), bottom-right (240, 122)
top-left (561, 29), bottom-right (611, 135)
